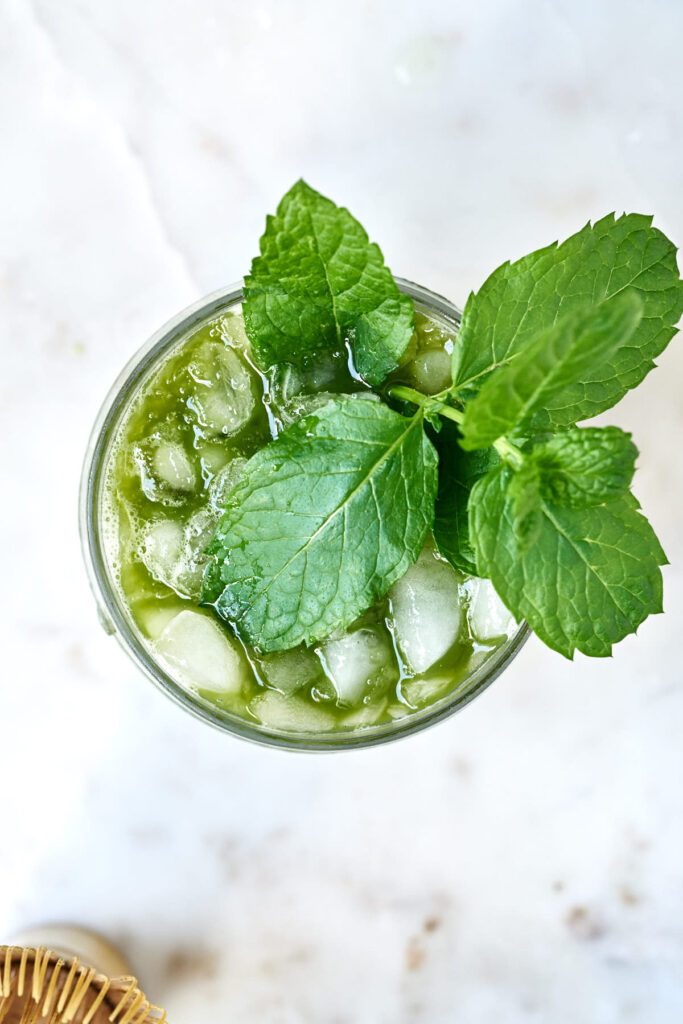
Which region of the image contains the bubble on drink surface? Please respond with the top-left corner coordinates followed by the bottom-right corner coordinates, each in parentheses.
top-left (318, 626), bottom-right (398, 706)
top-left (389, 545), bottom-right (465, 673)
top-left (258, 646), bottom-right (322, 695)
top-left (156, 610), bottom-right (245, 694)
top-left (467, 578), bottom-right (516, 641)
top-left (248, 690), bottom-right (336, 732)
top-left (187, 342), bottom-right (255, 437)
top-left (133, 433), bottom-right (197, 505)
top-left (208, 457), bottom-right (248, 510)
top-left (408, 348), bottom-right (453, 394)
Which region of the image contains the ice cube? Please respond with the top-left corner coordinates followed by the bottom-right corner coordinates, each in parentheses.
top-left (468, 578), bottom-right (515, 641)
top-left (197, 441), bottom-right (233, 475)
top-left (279, 391), bottom-right (338, 428)
top-left (173, 509), bottom-right (219, 598)
top-left (282, 390), bottom-right (379, 429)
top-left (156, 610), bottom-right (244, 694)
top-left (258, 647), bottom-right (322, 695)
top-left (342, 699), bottom-right (388, 729)
top-left (414, 312), bottom-right (454, 348)
top-left (208, 457), bottom-right (247, 510)
top-left (401, 674), bottom-right (454, 708)
top-left (185, 508), bottom-right (218, 548)
top-left (248, 690), bottom-right (336, 732)
top-left (267, 363), bottom-right (307, 411)
top-left (390, 546), bottom-right (464, 673)
top-left (397, 333), bottom-right (418, 367)
top-left (215, 312), bottom-right (250, 352)
top-left (385, 702), bottom-right (412, 720)
top-left (136, 600), bottom-right (184, 640)
top-left (140, 519), bottom-right (184, 589)
top-left (133, 433), bottom-right (197, 504)
top-left (318, 627), bottom-right (398, 706)
top-left (409, 348), bottom-right (453, 394)
top-left (153, 441), bottom-right (196, 491)
top-left (304, 352), bottom-right (344, 391)
top-left (188, 342), bottom-right (255, 436)
top-left (139, 511), bottom-right (217, 599)
top-left (269, 351), bottom-right (343, 400)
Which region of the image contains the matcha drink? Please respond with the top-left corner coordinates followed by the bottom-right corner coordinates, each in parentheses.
top-left (82, 182), bottom-right (680, 748)
top-left (98, 293), bottom-right (523, 741)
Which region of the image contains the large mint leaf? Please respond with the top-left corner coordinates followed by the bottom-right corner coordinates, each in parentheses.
top-left (202, 395), bottom-right (437, 651)
top-left (243, 180), bottom-right (414, 386)
top-left (469, 464), bottom-right (667, 658)
top-left (452, 213), bottom-right (683, 425)
top-left (431, 419), bottom-right (499, 574)
top-left (532, 427), bottom-right (637, 508)
top-left (459, 293), bottom-right (642, 449)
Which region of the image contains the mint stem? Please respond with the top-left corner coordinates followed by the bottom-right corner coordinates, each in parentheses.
top-left (388, 384), bottom-right (465, 424)
top-left (389, 384), bottom-right (524, 468)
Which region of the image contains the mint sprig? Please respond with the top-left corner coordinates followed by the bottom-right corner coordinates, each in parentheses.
top-left (243, 180), bottom-right (414, 385)
top-left (469, 469), bottom-right (666, 658)
top-left (451, 212), bottom-right (683, 424)
top-left (204, 184), bottom-right (681, 660)
top-left (459, 292), bottom-right (643, 450)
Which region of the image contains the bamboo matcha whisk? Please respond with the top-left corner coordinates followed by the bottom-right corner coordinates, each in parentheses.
top-left (0, 946), bottom-right (166, 1024)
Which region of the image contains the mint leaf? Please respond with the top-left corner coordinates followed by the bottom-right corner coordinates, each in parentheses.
top-left (469, 464), bottom-right (667, 658)
top-left (202, 395), bottom-right (437, 651)
top-left (452, 213), bottom-right (683, 425)
top-left (460, 292), bottom-right (643, 450)
top-left (243, 180), bottom-right (414, 385)
top-left (532, 427), bottom-right (637, 508)
top-left (507, 460), bottom-right (542, 551)
top-left (431, 420), bottom-right (499, 574)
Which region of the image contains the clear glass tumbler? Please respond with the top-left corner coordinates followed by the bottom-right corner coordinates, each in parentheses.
top-left (80, 279), bottom-right (529, 750)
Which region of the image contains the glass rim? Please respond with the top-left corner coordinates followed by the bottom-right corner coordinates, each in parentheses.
top-left (79, 278), bottom-right (531, 751)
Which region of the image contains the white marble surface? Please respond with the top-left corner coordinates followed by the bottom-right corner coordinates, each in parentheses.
top-left (1, 1), bottom-right (683, 1020)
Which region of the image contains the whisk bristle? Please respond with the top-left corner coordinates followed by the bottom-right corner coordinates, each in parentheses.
top-left (0, 948), bottom-right (166, 1024)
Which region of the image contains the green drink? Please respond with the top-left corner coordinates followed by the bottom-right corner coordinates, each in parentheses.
top-left (84, 282), bottom-right (526, 747)
top-left (82, 183), bottom-right (677, 748)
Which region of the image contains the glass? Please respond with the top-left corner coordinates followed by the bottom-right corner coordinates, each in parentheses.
top-left (80, 279), bottom-right (530, 750)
